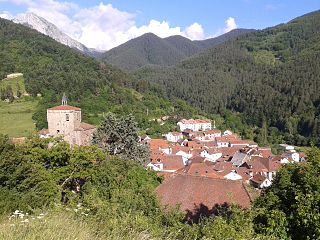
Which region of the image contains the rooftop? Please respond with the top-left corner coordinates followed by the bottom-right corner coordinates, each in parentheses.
top-left (156, 175), bottom-right (251, 215)
top-left (48, 105), bottom-right (81, 111)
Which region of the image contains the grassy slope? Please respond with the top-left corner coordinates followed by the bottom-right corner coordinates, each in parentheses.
top-left (0, 76), bottom-right (26, 96)
top-left (0, 98), bottom-right (37, 137)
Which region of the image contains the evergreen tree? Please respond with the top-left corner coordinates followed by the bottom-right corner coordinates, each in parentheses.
top-left (4, 86), bottom-right (14, 103)
top-left (93, 112), bottom-right (149, 164)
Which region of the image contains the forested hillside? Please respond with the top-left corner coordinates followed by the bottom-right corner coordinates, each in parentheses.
top-left (100, 29), bottom-right (255, 71)
top-left (134, 10), bottom-right (320, 146)
top-left (0, 18), bottom-right (205, 136)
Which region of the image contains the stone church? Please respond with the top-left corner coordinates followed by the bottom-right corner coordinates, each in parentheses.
top-left (42, 95), bottom-right (96, 146)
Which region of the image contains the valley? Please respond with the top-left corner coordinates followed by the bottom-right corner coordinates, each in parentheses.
top-left (0, 5), bottom-right (320, 240)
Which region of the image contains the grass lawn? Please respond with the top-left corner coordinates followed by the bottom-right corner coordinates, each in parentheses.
top-left (0, 98), bottom-right (38, 137)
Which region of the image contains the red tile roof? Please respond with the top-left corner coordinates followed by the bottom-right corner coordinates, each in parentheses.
top-left (149, 139), bottom-right (169, 150)
top-left (213, 161), bottom-right (235, 172)
top-left (156, 175), bottom-right (252, 214)
top-left (204, 129), bottom-right (221, 135)
top-left (258, 148), bottom-right (273, 158)
top-left (176, 162), bottom-right (222, 179)
top-left (171, 146), bottom-right (190, 154)
top-left (215, 135), bottom-right (237, 142)
top-left (180, 119), bottom-right (211, 124)
top-left (220, 147), bottom-right (240, 157)
top-left (162, 155), bottom-right (185, 171)
top-left (78, 122), bottom-right (96, 130)
top-left (48, 105), bottom-right (81, 111)
top-left (250, 173), bottom-right (267, 185)
top-left (189, 156), bottom-right (205, 163)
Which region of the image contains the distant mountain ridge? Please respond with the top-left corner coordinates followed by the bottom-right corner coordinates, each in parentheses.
top-left (134, 10), bottom-right (320, 145)
top-left (13, 12), bottom-right (90, 53)
top-left (100, 29), bottom-right (256, 71)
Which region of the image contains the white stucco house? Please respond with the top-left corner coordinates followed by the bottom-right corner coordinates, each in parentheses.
top-left (177, 119), bottom-right (211, 132)
top-left (200, 149), bottom-right (222, 162)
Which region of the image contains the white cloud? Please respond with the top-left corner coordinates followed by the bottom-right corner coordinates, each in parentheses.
top-left (0, 11), bottom-right (13, 19)
top-left (184, 22), bottom-right (204, 40)
top-left (1, 0), bottom-right (237, 50)
top-left (207, 16), bottom-right (238, 38)
top-left (224, 17), bottom-right (237, 33)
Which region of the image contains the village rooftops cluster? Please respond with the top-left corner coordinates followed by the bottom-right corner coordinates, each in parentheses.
top-left (143, 118), bottom-right (306, 215)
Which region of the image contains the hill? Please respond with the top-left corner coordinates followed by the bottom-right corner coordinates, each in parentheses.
top-left (100, 29), bottom-right (255, 71)
top-left (0, 17), bottom-right (208, 137)
top-left (134, 10), bottom-right (320, 145)
top-left (193, 28), bottom-right (256, 48)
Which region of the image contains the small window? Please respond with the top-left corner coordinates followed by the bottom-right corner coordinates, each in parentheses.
top-left (66, 114), bottom-right (69, 121)
top-left (57, 130), bottom-right (60, 134)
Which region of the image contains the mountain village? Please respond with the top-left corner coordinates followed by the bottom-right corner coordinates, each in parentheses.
top-left (38, 100), bottom-right (306, 214)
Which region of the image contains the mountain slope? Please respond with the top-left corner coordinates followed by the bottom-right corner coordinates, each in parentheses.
top-left (100, 29), bottom-right (255, 71)
top-left (100, 33), bottom-right (190, 71)
top-left (134, 10), bottom-right (320, 145)
top-left (13, 12), bottom-right (89, 53)
top-left (0, 17), bottom-right (205, 135)
top-left (193, 28), bottom-right (256, 48)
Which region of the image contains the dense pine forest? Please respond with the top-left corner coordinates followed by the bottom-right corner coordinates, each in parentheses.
top-left (134, 10), bottom-right (320, 146)
top-left (99, 29), bottom-right (254, 71)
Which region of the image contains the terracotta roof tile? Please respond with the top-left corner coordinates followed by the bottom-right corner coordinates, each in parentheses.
top-left (77, 122), bottom-right (96, 130)
top-left (162, 155), bottom-right (185, 171)
top-left (250, 173), bottom-right (267, 185)
top-left (156, 175), bottom-right (252, 214)
top-left (48, 105), bottom-right (81, 111)
top-left (149, 139), bottom-right (169, 150)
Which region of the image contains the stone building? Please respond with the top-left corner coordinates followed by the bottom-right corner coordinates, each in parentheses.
top-left (45, 95), bottom-right (96, 145)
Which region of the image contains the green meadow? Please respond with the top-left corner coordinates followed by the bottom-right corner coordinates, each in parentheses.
top-left (0, 99), bottom-right (37, 137)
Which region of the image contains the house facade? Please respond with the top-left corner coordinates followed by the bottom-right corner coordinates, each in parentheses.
top-left (177, 119), bottom-right (211, 132)
top-left (46, 97), bottom-right (96, 145)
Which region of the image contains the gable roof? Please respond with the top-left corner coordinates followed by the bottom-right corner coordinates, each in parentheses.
top-left (75, 122), bottom-right (96, 131)
top-left (162, 155), bottom-right (185, 171)
top-left (176, 162), bottom-right (222, 179)
top-left (204, 129), bottom-right (221, 135)
top-left (149, 139), bottom-right (169, 150)
top-left (48, 105), bottom-right (81, 111)
top-left (179, 119), bottom-right (211, 124)
top-left (250, 173), bottom-right (268, 185)
top-left (189, 156), bottom-right (205, 163)
top-left (156, 175), bottom-right (251, 214)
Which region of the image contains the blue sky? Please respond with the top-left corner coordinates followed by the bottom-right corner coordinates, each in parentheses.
top-left (0, 0), bottom-right (319, 50)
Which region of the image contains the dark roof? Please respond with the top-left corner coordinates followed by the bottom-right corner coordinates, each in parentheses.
top-left (156, 175), bottom-right (251, 213)
top-left (250, 173), bottom-right (267, 185)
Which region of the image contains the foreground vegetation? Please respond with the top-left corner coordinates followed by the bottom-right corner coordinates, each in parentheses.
top-left (0, 124), bottom-right (320, 239)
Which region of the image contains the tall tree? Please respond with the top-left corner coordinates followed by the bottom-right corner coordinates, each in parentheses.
top-left (93, 112), bottom-right (149, 164)
top-left (253, 147), bottom-right (320, 239)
